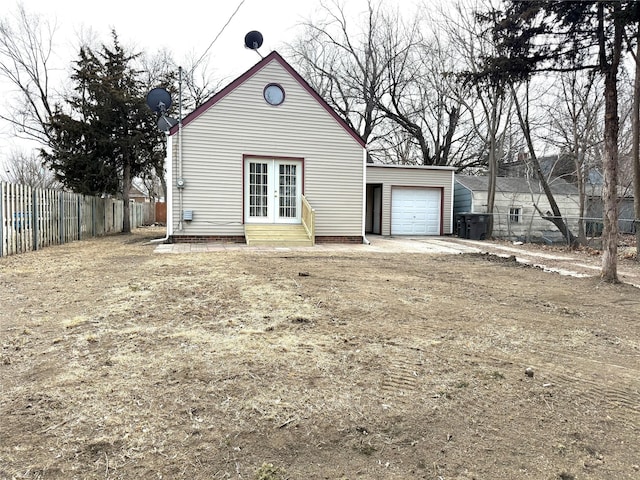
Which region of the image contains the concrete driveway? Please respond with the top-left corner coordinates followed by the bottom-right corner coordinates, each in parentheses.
top-left (154, 235), bottom-right (640, 287)
top-left (153, 235), bottom-right (480, 254)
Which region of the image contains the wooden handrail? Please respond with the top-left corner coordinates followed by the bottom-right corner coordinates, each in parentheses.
top-left (301, 195), bottom-right (315, 246)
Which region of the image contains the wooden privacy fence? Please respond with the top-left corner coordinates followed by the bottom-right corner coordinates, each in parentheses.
top-left (0, 182), bottom-right (150, 258)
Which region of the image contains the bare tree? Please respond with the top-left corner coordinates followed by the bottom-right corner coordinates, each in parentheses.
top-left (289, 0), bottom-right (390, 146)
top-left (547, 71), bottom-right (603, 243)
top-left (180, 54), bottom-right (225, 111)
top-left (138, 47), bottom-right (225, 211)
top-left (373, 126), bottom-right (422, 165)
top-left (446, 0), bottom-right (515, 237)
top-left (137, 47), bottom-right (181, 211)
top-left (139, 47), bottom-right (177, 91)
top-left (291, 0), bottom-right (477, 167)
top-left (1, 149), bottom-right (59, 188)
top-left (0, 4), bottom-right (57, 146)
top-left (510, 81), bottom-right (579, 246)
top-left (629, 22), bottom-right (640, 261)
top-left (376, 25), bottom-right (472, 167)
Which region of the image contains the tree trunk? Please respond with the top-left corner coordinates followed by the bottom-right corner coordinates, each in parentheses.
top-left (633, 28), bottom-right (640, 262)
top-left (122, 161), bottom-right (132, 234)
top-left (577, 161), bottom-right (587, 243)
top-left (575, 132), bottom-right (587, 243)
top-left (598, 3), bottom-right (620, 282)
top-left (485, 103), bottom-right (498, 238)
top-left (601, 71), bottom-right (619, 281)
top-left (635, 152), bottom-right (640, 261)
top-left (635, 131), bottom-right (640, 262)
top-left (486, 148), bottom-right (496, 238)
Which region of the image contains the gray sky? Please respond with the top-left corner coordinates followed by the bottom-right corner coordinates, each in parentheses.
top-left (0, 0), bottom-right (323, 168)
top-left (17, 0), bottom-right (312, 72)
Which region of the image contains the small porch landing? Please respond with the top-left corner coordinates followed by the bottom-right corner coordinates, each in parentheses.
top-left (244, 224), bottom-right (313, 247)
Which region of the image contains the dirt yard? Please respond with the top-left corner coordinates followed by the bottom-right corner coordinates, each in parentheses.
top-left (1, 228), bottom-right (639, 480)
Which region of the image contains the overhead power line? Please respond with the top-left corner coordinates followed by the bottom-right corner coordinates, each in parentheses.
top-left (190, 0), bottom-right (247, 74)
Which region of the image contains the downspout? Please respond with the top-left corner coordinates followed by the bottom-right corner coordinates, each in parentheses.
top-left (362, 146), bottom-right (370, 245)
top-left (151, 134), bottom-right (173, 243)
top-left (178, 65), bottom-right (184, 232)
top-left (450, 170), bottom-right (455, 235)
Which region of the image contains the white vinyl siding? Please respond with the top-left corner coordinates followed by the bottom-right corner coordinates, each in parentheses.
top-left (170, 58), bottom-right (364, 237)
top-left (366, 165), bottom-right (455, 236)
top-left (470, 189), bottom-right (580, 240)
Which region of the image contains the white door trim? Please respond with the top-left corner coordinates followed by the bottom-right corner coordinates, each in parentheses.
top-left (244, 158), bottom-right (302, 224)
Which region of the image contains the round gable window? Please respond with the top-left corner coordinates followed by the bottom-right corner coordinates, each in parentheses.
top-left (264, 84), bottom-right (285, 106)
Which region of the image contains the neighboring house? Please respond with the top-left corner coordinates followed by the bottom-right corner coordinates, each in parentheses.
top-left (587, 185), bottom-right (636, 234)
top-left (500, 154), bottom-right (577, 183)
top-left (128, 185), bottom-right (149, 203)
top-left (454, 175), bottom-right (581, 242)
top-left (501, 154), bottom-right (637, 234)
top-left (165, 51), bottom-right (454, 245)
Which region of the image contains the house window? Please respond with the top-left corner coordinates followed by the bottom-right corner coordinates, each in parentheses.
top-left (509, 207), bottom-right (522, 223)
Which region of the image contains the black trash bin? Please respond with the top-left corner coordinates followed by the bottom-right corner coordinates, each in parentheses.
top-left (466, 213), bottom-right (490, 240)
top-left (455, 214), bottom-right (468, 238)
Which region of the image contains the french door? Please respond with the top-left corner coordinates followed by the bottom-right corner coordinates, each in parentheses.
top-left (245, 158), bottom-right (302, 224)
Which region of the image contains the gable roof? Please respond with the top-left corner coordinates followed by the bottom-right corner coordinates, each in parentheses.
top-left (456, 175), bottom-right (579, 195)
top-left (128, 185), bottom-right (147, 198)
top-left (169, 51), bottom-right (366, 147)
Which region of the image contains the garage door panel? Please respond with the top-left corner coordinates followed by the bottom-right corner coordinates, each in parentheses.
top-left (391, 188), bottom-right (441, 235)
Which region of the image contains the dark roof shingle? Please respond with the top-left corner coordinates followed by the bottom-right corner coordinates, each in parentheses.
top-left (456, 175), bottom-right (579, 195)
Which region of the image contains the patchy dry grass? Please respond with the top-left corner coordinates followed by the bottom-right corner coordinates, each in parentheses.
top-left (1, 228), bottom-right (640, 479)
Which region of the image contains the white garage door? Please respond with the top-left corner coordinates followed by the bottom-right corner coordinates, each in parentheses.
top-left (391, 188), bottom-right (441, 235)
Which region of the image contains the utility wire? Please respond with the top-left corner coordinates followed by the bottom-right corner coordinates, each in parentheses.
top-left (189, 0), bottom-right (247, 74)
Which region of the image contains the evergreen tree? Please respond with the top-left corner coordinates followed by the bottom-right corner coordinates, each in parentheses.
top-left (43, 31), bottom-right (165, 233)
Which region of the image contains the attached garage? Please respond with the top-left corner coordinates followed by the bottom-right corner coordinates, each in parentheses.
top-left (366, 164), bottom-right (455, 236)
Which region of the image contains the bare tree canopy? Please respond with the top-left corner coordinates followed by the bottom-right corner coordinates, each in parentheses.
top-left (289, 1), bottom-right (496, 169)
top-left (1, 149), bottom-right (59, 188)
top-left (546, 70), bottom-right (603, 242)
top-left (0, 4), bottom-right (57, 146)
top-left (289, 0), bottom-right (390, 146)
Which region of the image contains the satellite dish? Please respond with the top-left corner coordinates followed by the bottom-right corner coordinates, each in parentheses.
top-left (146, 88), bottom-right (173, 113)
top-left (244, 30), bottom-right (264, 50)
top-left (157, 116), bottom-right (178, 133)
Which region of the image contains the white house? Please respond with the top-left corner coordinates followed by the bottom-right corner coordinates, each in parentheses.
top-left (454, 175), bottom-right (581, 242)
top-left (164, 51), bottom-right (454, 245)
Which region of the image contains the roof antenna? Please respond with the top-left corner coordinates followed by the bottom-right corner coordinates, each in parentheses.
top-left (244, 30), bottom-right (264, 59)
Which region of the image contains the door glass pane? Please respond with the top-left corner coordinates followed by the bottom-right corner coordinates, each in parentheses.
top-left (249, 162), bottom-right (268, 217)
top-left (279, 164), bottom-right (297, 218)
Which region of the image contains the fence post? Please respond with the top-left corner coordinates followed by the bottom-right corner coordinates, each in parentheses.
top-left (92, 197), bottom-right (97, 236)
top-left (59, 191), bottom-right (65, 244)
top-left (77, 195), bottom-right (82, 240)
top-left (32, 188), bottom-right (39, 251)
top-left (0, 182), bottom-right (4, 258)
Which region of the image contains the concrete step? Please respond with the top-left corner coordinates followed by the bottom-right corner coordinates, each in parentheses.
top-left (245, 224), bottom-right (313, 247)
